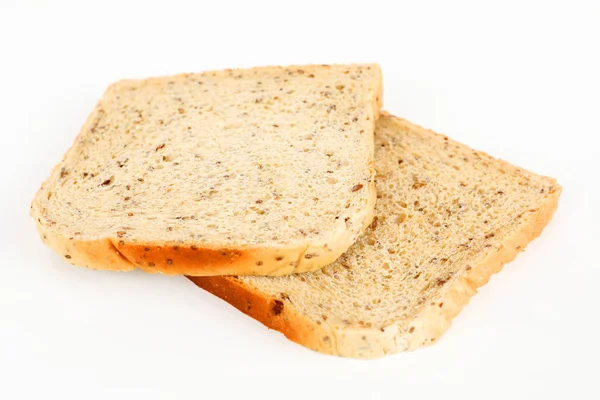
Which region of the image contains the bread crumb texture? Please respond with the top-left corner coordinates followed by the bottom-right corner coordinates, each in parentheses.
top-left (190, 113), bottom-right (561, 357)
top-left (31, 64), bottom-right (383, 276)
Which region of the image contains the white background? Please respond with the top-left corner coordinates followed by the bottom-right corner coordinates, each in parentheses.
top-left (1, 0), bottom-right (598, 399)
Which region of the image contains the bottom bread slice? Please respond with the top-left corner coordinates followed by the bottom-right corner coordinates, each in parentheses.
top-left (188, 113), bottom-right (561, 358)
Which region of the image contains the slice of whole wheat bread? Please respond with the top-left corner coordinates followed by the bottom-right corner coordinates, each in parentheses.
top-left (189, 113), bottom-right (561, 358)
top-left (31, 64), bottom-right (383, 276)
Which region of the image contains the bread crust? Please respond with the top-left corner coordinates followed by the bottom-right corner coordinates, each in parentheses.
top-left (188, 275), bottom-right (337, 353)
top-left (188, 116), bottom-right (562, 357)
top-left (31, 64), bottom-right (382, 276)
top-left (32, 188), bottom-right (375, 276)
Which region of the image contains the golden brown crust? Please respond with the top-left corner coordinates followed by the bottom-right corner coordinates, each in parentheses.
top-left (32, 185), bottom-right (375, 276)
top-left (188, 275), bottom-right (338, 354)
top-left (33, 218), bottom-right (136, 272)
top-left (188, 185), bottom-right (560, 357)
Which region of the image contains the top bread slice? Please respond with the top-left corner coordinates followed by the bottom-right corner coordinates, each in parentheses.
top-left (31, 64), bottom-right (383, 276)
top-left (189, 113), bottom-right (561, 357)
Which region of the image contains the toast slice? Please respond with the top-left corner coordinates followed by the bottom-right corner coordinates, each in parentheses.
top-left (31, 64), bottom-right (382, 276)
top-left (189, 113), bottom-right (561, 357)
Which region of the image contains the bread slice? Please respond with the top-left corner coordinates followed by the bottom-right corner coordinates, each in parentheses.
top-left (31, 64), bottom-right (383, 276)
top-left (189, 113), bottom-right (561, 358)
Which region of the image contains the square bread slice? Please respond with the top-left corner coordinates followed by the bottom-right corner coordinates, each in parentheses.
top-left (189, 113), bottom-right (561, 358)
top-left (31, 64), bottom-right (383, 276)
